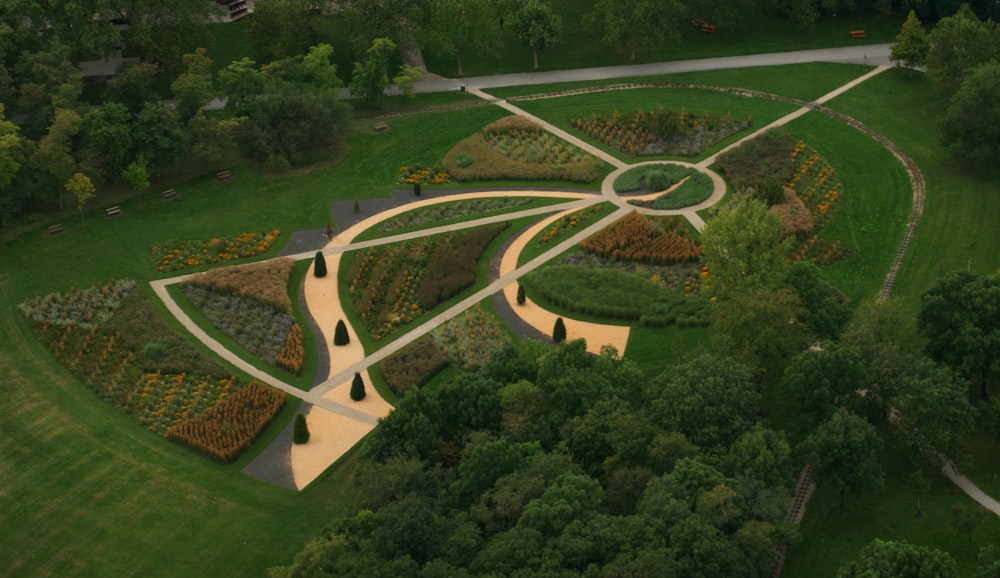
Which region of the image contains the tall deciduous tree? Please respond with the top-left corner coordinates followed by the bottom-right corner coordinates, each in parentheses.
top-left (429, 0), bottom-right (502, 75)
top-left (0, 103), bottom-right (26, 226)
top-left (800, 410), bottom-right (884, 517)
top-left (782, 343), bottom-right (870, 425)
top-left (170, 48), bottom-right (215, 122)
top-left (65, 172), bottom-right (95, 223)
top-left (838, 538), bottom-right (958, 578)
top-left (121, 156), bottom-right (149, 204)
top-left (509, 0), bottom-right (562, 70)
top-left (918, 270), bottom-right (1000, 398)
top-left (941, 60), bottom-right (1000, 166)
top-left (891, 10), bottom-right (930, 69)
top-left (586, 0), bottom-right (686, 61)
top-left (647, 354), bottom-right (760, 449)
top-left (701, 198), bottom-right (791, 291)
top-left (925, 4), bottom-right (997, 95)
top-left (30, 108), bottom-right (81, 211)
top-left (246, 0), bottom-right (335, 63)
top-left (892, 358), bottom-right (977, 470)
top-left (350, 38), bottom-right (397, 108)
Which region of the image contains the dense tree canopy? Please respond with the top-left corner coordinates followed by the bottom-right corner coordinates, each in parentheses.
top-left (838, 538), bottom-right (959, 578)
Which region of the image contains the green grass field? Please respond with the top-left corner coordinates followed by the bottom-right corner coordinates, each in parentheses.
top-left (4, 59), bottom-right (1000, 577)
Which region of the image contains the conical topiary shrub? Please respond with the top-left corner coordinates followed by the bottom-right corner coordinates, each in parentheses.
top-left (325, 222), bottom-right (333, 238)
top-left (334, 319), bottom-right (350, 346)
top-left (414, 183), bottom-right (421, 196)
top-left (553, 317), bottom-right (566, 343)
top-left (353, 199), bottom-right (360, 214)
top-left (293, 413), bottom-right (310, 444)
top-left (350, 372), bottom-right (366, 401)
top-left (314, 251), bottom-right (327, 278)
top-left (516, 284), bottom-right (526, 305)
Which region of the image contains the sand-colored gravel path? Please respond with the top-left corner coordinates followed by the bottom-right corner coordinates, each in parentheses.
top-left (499, 208), bottom-right (630, 355)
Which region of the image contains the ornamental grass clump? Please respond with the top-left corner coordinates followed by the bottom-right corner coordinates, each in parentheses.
top-left (18, 278), bottom-right (136, 328)
top-left (187, 258), bottom-right (294, 313)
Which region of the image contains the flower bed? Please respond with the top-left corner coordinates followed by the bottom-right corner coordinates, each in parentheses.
top-left (432, 303), bottom-right (510, 370)
top-left (442, 117), bottom-right (603, 183)
top-left (151, 229), bottom-right (281, 273)
top-left (534, 204), bottom-right (613, 247)
top-left (397, 165), bottom-right (453, 185)
top-left (166, 381), bottom-right (285, 462)
top-left (572, 108), bottom-right (752, 157)
top-left (22, 284), bottom-right (284, 460)
top-left (380, 335), bottom-right (449, 397)
top-left (580, 211), bottom-right (702, 265)
top-left (349, 224), bottom-right (507, 341)
top-left (187, 258), bottom-right (294, 313)
top-left (18, 278), bottom-right (135, 328)
top-left (377, 198), bottom-right (533, 233)
top-left (181, 284), bottom-right (294, 366)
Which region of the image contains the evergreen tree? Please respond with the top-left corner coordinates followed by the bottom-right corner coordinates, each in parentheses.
top-left (293, 413), bottom-right (310, 444)
top-left (351, 372), bottom-right (367, 401)
top-left (314, 251), bottom-right (327, 278)
top-left (334, 319), bottom-right (350, 346)
top-left (353, 199), bottom-right (360, 213)
top-left (517, 284), bottom-right (526, 305)
top-left (414, 183), bottom-right (421, 196)
top-left (553, 317), bottom-right (566, 343)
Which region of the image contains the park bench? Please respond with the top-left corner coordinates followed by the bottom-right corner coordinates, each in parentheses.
top-left (105, 206), bottom-right (122, 218)
top-left (849, 30), bottom-right (867, 39)
top-left (161, 188), bottom-right (177, 201)
top-left (374, 122), bottom-right (388, 132)
top-left (701, 23), bottom-right (717, 33)
top-left (216, 170), bottom-right (233, 181)
top-left (48, 223), bottom-right (65, 236)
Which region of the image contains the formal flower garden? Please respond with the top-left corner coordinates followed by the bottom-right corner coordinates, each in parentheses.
top-left (19, 279), bottom-right (285, 461)
top-left (376, 198), bottom-right (534, 233)
top-left (348, 223), bottom-right (507, 341)
top-left (152, 229), bottom-right (282, 273)
top-left (571, 107), bottom-right (752, 157)
top-left (442, 116), bottom-right (604, 183)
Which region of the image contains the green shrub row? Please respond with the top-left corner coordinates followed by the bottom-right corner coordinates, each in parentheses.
top-left (522, 265), bottom-right (709, 326)
top-left (380, 335), bottom-right (449, 397)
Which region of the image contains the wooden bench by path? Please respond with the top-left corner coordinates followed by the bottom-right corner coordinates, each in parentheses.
top-left (374, 122), bottom-right (388, 132)
top-left (216, 170), bottom-right (233, 182)
top-left (105, 206), bottom-right (122, 218)
top-left (161, 188), bottom-right (178, 201)
top-left (48, 223), bottom-right (65, 236)
top-left (849, 30), bottom-right (867, 39)
top-left (701, 23), bottom-right (717, 33)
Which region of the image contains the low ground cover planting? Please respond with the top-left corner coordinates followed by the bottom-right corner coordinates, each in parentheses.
top-left (628, 171), bottom-right (716, 210)
top-left (19, 280), bottom-right (284, 460)
top-left (442, 116), bottom-right (603, 183)
top-left (348, 223), bottom-right (506, 341)
top-left (151, 230), bottom-right (282, 273)
top-left (580, 211), bottom-right (702, 265)
top-left (375, 198), bottom-right (534, 234)
top-left (572, 108), bottom-right (752, 157)
top-left (613, 163), bottom-right (693, 193)
top-left (380, 303), bottom-right (511, 396)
